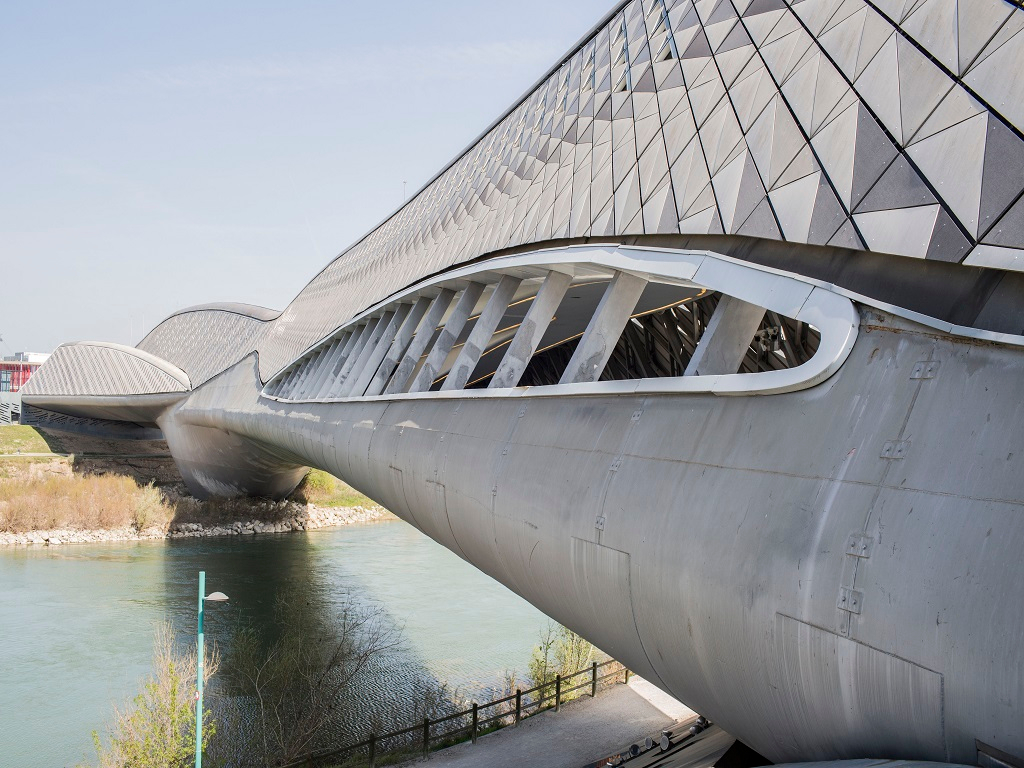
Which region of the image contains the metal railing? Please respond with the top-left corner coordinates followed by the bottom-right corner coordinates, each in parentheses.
top-left (282, 659), bottom-right (628, 767)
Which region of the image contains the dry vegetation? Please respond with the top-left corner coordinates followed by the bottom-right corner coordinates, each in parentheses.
top-left (0, 460), bottom-right (378, 535)
top-left (0, 474), bottom-right (170, 533)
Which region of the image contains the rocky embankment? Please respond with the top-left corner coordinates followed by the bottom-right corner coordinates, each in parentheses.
top-left (0, 501), bottom-right (394, 547)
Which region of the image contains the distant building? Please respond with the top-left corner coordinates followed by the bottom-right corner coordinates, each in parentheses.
top-left (1, 352), bottom-right (49, 393)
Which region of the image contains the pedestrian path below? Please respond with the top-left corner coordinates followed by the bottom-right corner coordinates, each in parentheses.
top-left (404, 679), bottom-right (697, 768)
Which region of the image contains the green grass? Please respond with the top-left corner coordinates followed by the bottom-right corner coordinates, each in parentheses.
top-left (0, 425), bottom-right (62, 455)
top-left (289, 469), bottom-right (378, 508)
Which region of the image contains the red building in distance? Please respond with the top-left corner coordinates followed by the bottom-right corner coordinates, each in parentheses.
top-left (0, 353), bottom-right (49, 393)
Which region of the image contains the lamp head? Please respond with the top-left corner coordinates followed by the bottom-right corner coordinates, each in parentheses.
top-left (204, 591), bottom-right (229, 602)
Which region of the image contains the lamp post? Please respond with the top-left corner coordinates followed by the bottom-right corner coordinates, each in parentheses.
top-left (196, 571), bottom-right (228, 768)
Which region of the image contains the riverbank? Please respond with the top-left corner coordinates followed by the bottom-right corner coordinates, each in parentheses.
top-left (0, 425), bottom-right (394, 546)
top-left (0, 502), bottom-right (395, 546)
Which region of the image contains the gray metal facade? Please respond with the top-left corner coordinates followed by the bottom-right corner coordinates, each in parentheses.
top-left (22, 0), bottom-right (1024, 763)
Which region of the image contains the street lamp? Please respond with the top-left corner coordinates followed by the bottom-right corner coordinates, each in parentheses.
top-left (196, 571), bottom-right (228, 768)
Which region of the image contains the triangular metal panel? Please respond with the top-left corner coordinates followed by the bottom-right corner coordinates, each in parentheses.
top-left (896, 36), bottom-right (955, 145)
top-left (901, 0), bottom-right (958, 70)
top-left (855, 32), bottom-right (904, 144)
top-left (781, 49), bottom-right (821, 133)
top-left (854, 203), bottom-right (941, 257)
top-left (850, 104), bottom-right (900, 209)
top-left (640, 136), bottom-right (672, 199)
top-left (854, 9), bottom-right (896, 80)
top-left (773, 144), bottom-right (819, 189)
top-left (716, 43), bottom-right (757, 87)
top-left (907, 84), bottom-right (984, 146)
top-left (965, 11), bottom-right (1024, 73)
top-left (855, 155), bottom-right (936, 214)
top-left (982, 194), bottom-right (1024, 247)
top-left (643, 177), bottom-right (681, 232)
top-left (807, 174), bottom-right (850, 243)
top-left (769, 170), bottom-right (821, 241)
top-left (671, 133), bottom-right (711, 214)
top-left (731, 153), bottom-right (770, 233)
top-left (743, 8), bottom-right (788, 46)
top-left (827, 217), bottom-right (867, 249)
top-left (925, 206), bottom-right (973, 261)
top-left (793, 0), bottom-right (848, 37)
top-left (679, 202), bottom-right (721, 233)
top-left (906, 112), bottom-right (987, 234)
top-left (810, 100), bottom-right (859, 207)
top-left (711, 151), bottom-right (749, 230)
top-left (963, 23), bottom-right (1024, 135)
top-left (979, 116), bottom-right (1024, 237)
top-left (731, 59), bottom-right (780, 131)
top-left (737, 194), bottom-right (783, 238)
top-left (818, 6), bottom-right (869, 77)
top-left (958, 0), bottom-right (1017, 75)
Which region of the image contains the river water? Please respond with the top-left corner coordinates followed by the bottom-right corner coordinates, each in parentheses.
top-left (0, 519), bottom-right (553, 767)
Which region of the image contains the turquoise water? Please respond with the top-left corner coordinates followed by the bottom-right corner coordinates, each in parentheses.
top-left (0, 519), bottom-right (552, 767)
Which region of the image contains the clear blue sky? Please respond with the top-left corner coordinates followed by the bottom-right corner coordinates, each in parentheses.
top-left (1, 1), bottom-right (612, 353)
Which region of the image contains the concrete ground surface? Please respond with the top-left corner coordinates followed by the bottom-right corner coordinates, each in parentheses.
top-left (403, 678), bottom-right (696, 768)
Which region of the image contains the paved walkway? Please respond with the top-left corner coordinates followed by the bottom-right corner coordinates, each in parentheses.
top-left (403, 679), bottom-right (696, 768)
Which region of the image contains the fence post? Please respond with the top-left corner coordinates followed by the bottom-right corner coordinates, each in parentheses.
top-left (591, 661), bottom-right (598, 697)
top-left (422, 717), bottom-right (430, 757)
top-left (368, 734), bottom-right (376, 768)
top-left (471, 703), bottom-right (478, 744)
top-left (515, 689), bottom-right (522, 725)
top-left (555, 674), bottom-right (561, 712)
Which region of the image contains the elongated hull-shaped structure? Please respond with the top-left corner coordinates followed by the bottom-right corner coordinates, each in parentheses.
top-left (24, 0), bottom-right (1024, 762)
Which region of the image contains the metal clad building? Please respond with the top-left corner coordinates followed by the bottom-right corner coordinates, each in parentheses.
top-left (23, 0), bottom-right (1024, 764)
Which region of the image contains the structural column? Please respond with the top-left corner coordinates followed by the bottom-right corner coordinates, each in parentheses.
top-left (344, 304), bottom-right (412, 398)
top-left (442, 275), bottom-right (521, 391)
top-left (490, 270), bottom-right (571, 389)
top-left (559, 271), bottom-right (647, 384)
top-left (683, 295), bottom-right (765, 377)
top-left (364, 296), bottom-right (432, 397)
top-left (409, 283), bottom-right (486, 393)
top-left (384, 289), bottom-right (457, 395)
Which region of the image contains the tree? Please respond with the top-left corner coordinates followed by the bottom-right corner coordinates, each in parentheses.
top-left (526, 622), bottom-right (593, 706)
top-left (209, 595), bottom-right (405, 766)
top-left (91, 622), bottom-right (218, 768)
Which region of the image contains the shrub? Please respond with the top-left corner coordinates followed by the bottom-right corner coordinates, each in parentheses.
top-left (90, 622), bottom-right (218, 768)
top-left (527, 622), bottom-right (594, 706)
top-left (0, 473), bottom-right (173, 533)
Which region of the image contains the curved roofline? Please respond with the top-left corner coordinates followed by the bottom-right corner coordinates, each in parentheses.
top-left (140, 302), bottom-right (281, 346)
top-left (67, 341), bottom-right (192, 389)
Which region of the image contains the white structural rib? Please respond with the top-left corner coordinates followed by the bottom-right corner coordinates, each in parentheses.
top-left (385, 289), bottom-right (457, 395)
top-left (558, 270), bottom-right (648, 385)
top-left (365, 296), bottom-right (432, 397)
top-left (442, 275), bottom-right (521, 391)
top-left (346, 304), bottom-right (412, 397)
top-left (336, 310), bottom-right (396, 398)
top-left (684, 295), bottom-right (766, 377)
top-left (409, 283), bottom-right (486, 393)
top-left (489, 270), bottom-right (572, 389)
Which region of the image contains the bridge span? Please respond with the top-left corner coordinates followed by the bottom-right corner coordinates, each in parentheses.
top-left (23, 0), bottom-right (1024, 763)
